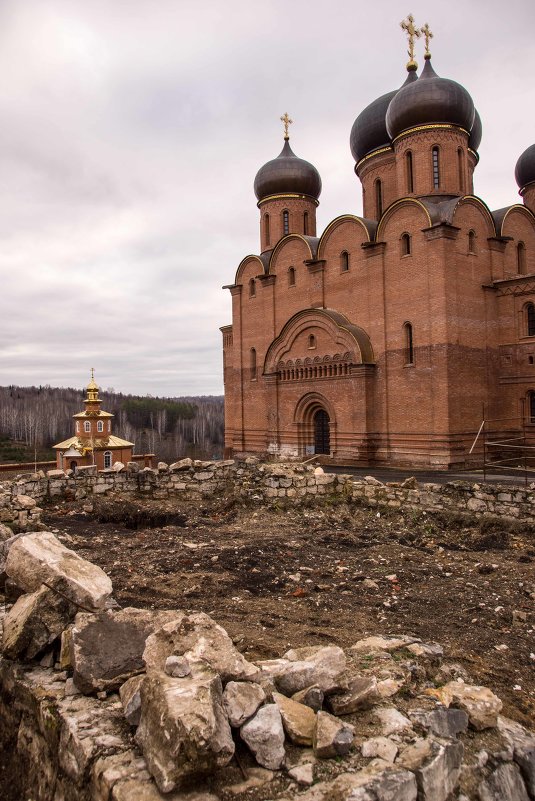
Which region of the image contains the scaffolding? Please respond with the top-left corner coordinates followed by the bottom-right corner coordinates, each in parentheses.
top-left (470, 405), bottom-right (535, 486)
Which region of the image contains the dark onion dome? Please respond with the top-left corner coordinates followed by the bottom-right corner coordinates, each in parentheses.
top-left (385, 56), bottom-right (475, 140)
top-left (468, 108), bottom-right (482, 152)
top-left (254, 138), bottom-right (322, 202)
top-left (515, 144), bottom-right (535, 190)
top-left (350, 70), bottom-right (417, 163)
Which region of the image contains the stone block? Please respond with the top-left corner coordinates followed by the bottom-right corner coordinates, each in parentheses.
top-left (5, 531), bottom-right (113, 610)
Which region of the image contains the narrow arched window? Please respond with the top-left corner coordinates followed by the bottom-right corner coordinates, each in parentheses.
top-left (401, 233), bottom-right (411, 256)
top-left (282, 209), bottom-right (289, 235)
top-left (76, 421), bottom-right (80, 433)
top-left (340, 251), bottom-right (349, 272)
top-left (308, 334), bottom-right (316, 349)
top-left (468, 230), bottom-right (476, 254)
top-left (404, 323), bottom-right (414, 365)
top-left (84, 421), bottom-right (91, 433)
top-left (288, 266), bottom-right (296, 286)
top-left (432, 146), bottom-right (440, 189)
top-left (250, 348), bottom-right (257, 380)
top-left (303, 211), bottom-right (309, 235)
top-left (97, 420), bottom-right (103, 433)
top-left (264, 213), bottom-right (270, 245)
top-left (104, 451), bottom-right (112, 468)
top-left (375, 179), bottom-right (382, 218)
top-left (518, 242), bottom-right (527, 274)
top-left (527, 303), bottom-right (535, 336)
top-left (458, 148), bottom-right (464, 191)
top-left (406, 151), bottom-right (414, 193)
top-left (249, 278), bottom-right (256, 297)
top-left (529, 391), bottom-right (535, 423)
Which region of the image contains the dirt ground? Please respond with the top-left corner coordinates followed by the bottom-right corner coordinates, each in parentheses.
top-left (44, 493), bottom-right (535, 728)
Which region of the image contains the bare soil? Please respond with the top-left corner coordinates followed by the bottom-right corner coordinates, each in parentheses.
top-left (44, 494), bottom-right (535, 727)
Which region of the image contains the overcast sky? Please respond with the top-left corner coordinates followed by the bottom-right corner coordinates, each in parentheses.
top-left (0, 0), bottom-right (533, 397)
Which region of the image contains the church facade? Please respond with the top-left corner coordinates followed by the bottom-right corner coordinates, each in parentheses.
top-left (221, 21), bottom-right (535, 469)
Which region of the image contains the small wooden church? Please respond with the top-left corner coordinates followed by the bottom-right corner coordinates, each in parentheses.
top-left (53, 371), bottom-right (134, 471)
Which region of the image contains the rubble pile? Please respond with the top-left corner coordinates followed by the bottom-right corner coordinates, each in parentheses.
top-left (1, 530), bottom-right (534, 801)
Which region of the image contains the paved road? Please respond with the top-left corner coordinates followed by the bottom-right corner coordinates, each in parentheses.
top-left (323, 464), bottom-right (534, 487)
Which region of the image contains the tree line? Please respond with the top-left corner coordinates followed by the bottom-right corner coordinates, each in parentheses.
top-left (0, 385), bottom-right (224, 463)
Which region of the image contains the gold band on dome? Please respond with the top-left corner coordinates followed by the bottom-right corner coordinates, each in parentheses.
top-left (356, 146), bottom-right (393, 170)
top-left (392, 123), bottom-right (469, 143)
top-left (257, 193), bottom-right (319, 207)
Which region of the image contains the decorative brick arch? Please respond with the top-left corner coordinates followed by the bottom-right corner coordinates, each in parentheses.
top-left (264, 308), bottom-right (374, 375)
top-left (294, 392), bottom-right (336, 456)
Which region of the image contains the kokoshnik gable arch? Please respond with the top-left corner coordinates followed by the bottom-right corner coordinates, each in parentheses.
top-left (221, 19), bottom-right (535, 468)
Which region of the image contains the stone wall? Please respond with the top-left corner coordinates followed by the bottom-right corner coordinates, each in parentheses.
top-left (4, 458), bottom-right (535, 524)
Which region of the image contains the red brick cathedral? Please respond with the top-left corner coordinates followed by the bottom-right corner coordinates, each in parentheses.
top-left (221, 19), bottom-right (535, 469)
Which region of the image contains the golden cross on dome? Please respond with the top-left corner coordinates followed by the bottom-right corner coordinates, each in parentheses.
top-left (420, 22), bottom-right (433, 57)
top-left (400, 13), bottom-right (421, 70)
top-left (91, 367), bottom-right (95, 381)
top-left (280, 112), bottom-right (293, 140)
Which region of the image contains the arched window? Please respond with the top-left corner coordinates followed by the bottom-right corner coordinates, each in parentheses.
top-left (518, 242), bottom-right (527, 274)
top-left (308, 334), bottom-right (316, 349)
top-left (404, 322), bottom-right (414, 365)
top-left (97, 420), bottom-right (103, 433)
top-left (527, 303), bottom-right (535, 336)
top-left (104, 451), bottom-right (112, 468)
top-left (108, 420), bottom-right (111, 432)
top-left (303, 211), bottom-right (309, 235)
top-left (458, 148), bottom-right (464, 191)
top-left (375, 179), bottom-right (382, 218)
top-left (264, 213), bottom-right (270, 245)
top-left (401, 233), bottom-right (411, 256)
top-left (76, 421), bottom-right (80, 433)
top-left (340, 251), bottom-right (349, 272)
top-left (432, 146), bottom-right (440, 189)
top-left (528, 391), bottom-right (535, 423)
top-left (84, 421), bottom-right (91, 433)
top-left (406, 150), bottom-right (414, 193)
top-left (250, 348), bottom-right (257, 380)
top-left (288, 267), bottom-right (296, 286)
top-left (468, 230), bottom-right (476, 254)
top-left (282, 209), bottom-right (289, 235)
top-left (249, 278), bottom-right (256, 297)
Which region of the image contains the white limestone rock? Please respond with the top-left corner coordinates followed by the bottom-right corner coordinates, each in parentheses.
top-left (135, 668), bottom-right (234, 793)
top-left (240, 703), bottom-right (286, 770)
top-left (223, 680), bottom-right (266, 727)
top-left (374, 706), bottom-right (412, 736)
top-left (5, 531), bottom-right (113, 610)
top-left (398, 738), bottom-right (463, 801)
top-left (261, 645), bottom-right (347, 696)
top-left (119, 674), bottom-right (144, 727)
top-left (71, 608), bottom-right (180, 694)
top-left (292, 764), bottom-right (417, 800)
top-left (426, 681), bottom-right (503, 730)
top-left (361, 736), bottom-right (398, 762)
top-left (478, 763), bottom-right (530, 801)
top-left (273, 691), bottom-right (316, 746)
top-left (2, 585), bottom-right (77, 660)
top-left (327, 675), bottom-right (379, 715)
top-left (313, 710), bottom-right (355, 759)
top-left (143, 612), bottom-right (259, 683)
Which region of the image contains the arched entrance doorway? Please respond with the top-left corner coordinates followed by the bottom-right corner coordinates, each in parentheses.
top-left (294, 393), bottom-right (334, 457)
top-left (314, 409), bottom-right (330, 454)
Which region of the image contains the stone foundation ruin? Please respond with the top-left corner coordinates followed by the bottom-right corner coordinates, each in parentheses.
top-left (0, 461), bottom-right (534, 800)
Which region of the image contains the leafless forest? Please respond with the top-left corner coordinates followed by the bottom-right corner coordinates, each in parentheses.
top-left (0, 385), bottom-right (224, 463)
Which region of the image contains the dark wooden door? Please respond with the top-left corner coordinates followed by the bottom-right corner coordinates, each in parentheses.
top-left (314, 409), bottom-right (330, 454)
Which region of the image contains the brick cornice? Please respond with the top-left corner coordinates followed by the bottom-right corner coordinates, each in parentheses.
top-left (422, 223), bottom-right (460, 241)
top-left (361, 241), bottom-right (386, 258)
